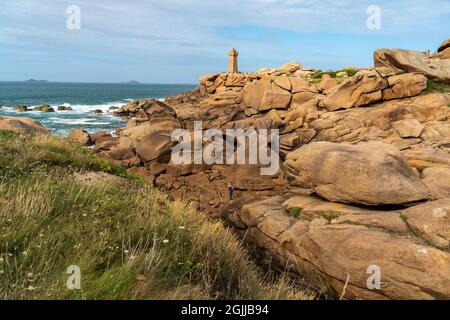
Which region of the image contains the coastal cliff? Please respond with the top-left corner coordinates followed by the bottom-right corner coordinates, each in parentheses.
top-left (2, 39), bottom-right (450, 300)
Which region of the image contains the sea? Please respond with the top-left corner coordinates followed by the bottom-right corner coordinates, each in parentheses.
top-left (0, 82), bottom-right (196, 136)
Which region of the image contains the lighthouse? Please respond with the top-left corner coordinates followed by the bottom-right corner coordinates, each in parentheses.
top-left (228, 48), bottom-right (239, 74)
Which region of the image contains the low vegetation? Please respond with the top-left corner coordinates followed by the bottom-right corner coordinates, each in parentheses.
top-left (0, 131), bottom-right (313, 300)
top-left (424, 79), bottom-right (450, 94)
top-left (310, 69), bottom-right (359, 81)
top-left (289, 208), bottom-right (302, 218)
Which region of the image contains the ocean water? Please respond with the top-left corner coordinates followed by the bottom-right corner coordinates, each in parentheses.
top-left (0, 82), bottom-right (196, 136)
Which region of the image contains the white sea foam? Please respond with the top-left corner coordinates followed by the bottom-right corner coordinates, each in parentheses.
top-left (49, 118), bottom-right (111, 125)
top-left (46, 102), bottom-right (127, 113)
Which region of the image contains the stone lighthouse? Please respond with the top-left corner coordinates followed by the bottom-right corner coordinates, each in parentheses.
top-left (228, 48), bottom-right (239, 73)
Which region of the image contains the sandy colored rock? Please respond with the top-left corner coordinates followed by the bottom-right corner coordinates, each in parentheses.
top-left (374, 48), bottom-right (450, 84)
top-left (68, 128), bottom-right (92, 146)
top-left (242, 78), bottom-right (292, 111)
top-left (278, 61), bottom-right (302, 73)
top-left (435, 47), bottom-right (450, 60)
top-left (392, 119), bottom-right (425, 138)
top-left (304, 224), bottom-right (450, 299)
top-left (290, 77), bottom-right (313, 94)
top-left (403, 199), bottom-right (450, 249)
top-left (134, 132), bottom-right (173, 163)
top-left (319, 70), bottom-right (384, 111)
top-left (437, 38), bottom-right (450, 53)
top-left (382, 73), bottom-right (427, 100)
top-left (284, 141), bottom-right (431, 205)
top-left (227, 194), bottom-right (450, 300)
top-left (317, 74), bottom-right (338, 92)
top-left (422, 167), bottom-right (450, 200)
top-left (0, 116), bottom-right (49, 135)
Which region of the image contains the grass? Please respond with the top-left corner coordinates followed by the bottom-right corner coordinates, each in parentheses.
top-left (424, 80), bottom-right (450, 94)
top-left (289, 208), bottom-right (302, 219)
top-left (310, 69), bottom-right (359, 81)
top-left (0, 131), bottom-right (313, 300)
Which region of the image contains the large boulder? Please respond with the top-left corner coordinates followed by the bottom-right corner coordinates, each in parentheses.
top-left (284, 142), bottom-right (431, 205)
top-left (374, 48), bottom-right (450, 84)
top-left (0, 116), bottom-right (49, 135)
top-left (319, 70), bottom-right (385, 111)
top-left (382, 73), bottom-right (428, 100)
top-left (242, 78), bottom-right (292, 111)
top-left (68, 128), bottom-right (93, 146)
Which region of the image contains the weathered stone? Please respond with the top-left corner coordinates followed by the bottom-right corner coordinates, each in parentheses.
top-left (422, 167), bottom-right (450, 200)
top-left (0, 116), bottom-right (49, 135)
top-left (284, 142), bottom-right (431, 205)
top-left (68, 128), bottom-right (92, 146)
top-left (317, 74), bottom-right (338, 92)
top-left (242, 78), bottom-right (292, 111)
top-left (403, 199), bottom-right (450, 249)
top-left (392, 119), bottom-right (425, 138)
top-left (319, 70), bottom-right (384, 111)
top-left (134, 132), bottom-right (173, 163)
top-left (437, 38), bottom-right (450, 53)
top-left (382, 73), bottom-right (427, 100)
top-left (374, 48), bottom-right (450, 84)
top-left (34, 105), bottom-right (55, 112)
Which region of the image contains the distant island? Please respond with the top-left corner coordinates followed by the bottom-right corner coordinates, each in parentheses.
top-left (122, 80), bottom-right (142, 85)
top-left (24, 79), bottom-right (49, 83)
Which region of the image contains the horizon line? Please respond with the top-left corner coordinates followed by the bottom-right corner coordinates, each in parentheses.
top-left (0, 80), bottom-right (198, 86)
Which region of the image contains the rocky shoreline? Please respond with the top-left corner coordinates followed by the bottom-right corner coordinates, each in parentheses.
top-left (2, 39), bottom-right (450, 300)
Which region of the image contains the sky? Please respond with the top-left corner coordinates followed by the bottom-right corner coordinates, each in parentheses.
top-left (1, 0), bottom-right (449, 84)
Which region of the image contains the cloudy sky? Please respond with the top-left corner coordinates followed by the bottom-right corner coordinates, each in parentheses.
top-left (1, 0), bottom-right (449, 83)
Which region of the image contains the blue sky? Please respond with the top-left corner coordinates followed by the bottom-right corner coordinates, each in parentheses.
top-left (1, 0), bottom-right (449, 83)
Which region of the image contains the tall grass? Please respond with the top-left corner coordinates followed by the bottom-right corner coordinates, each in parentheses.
top-left (0, 131), bottom-right (313, 300)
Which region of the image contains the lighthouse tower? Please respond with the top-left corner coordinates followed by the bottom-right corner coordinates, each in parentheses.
top-left (228, 48), bottom-right (239, 74)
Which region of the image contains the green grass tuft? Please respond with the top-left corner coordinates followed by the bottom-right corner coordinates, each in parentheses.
top-left (289, 208), bottom-right (302, 218)
top-left (424, 80), bottom-right (450, 94)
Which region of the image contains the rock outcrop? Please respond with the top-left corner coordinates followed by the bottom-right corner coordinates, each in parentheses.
top-left (0, 116), bottom-right (49, 135)
top-left (92, 100), bottom-right (182, 176)
top-left (374, 48), bottom-right (450, 84)
top-left (225, 194), bottom-right (450, 300)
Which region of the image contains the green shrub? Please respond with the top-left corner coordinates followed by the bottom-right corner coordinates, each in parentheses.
top-left (424, 79), bottom-right (450, 94)
top-left (289, 208), bottom-right (302, 218)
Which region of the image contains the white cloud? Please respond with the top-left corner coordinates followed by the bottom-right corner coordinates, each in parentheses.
top-left (0, 0), bottom-right (448, 82)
